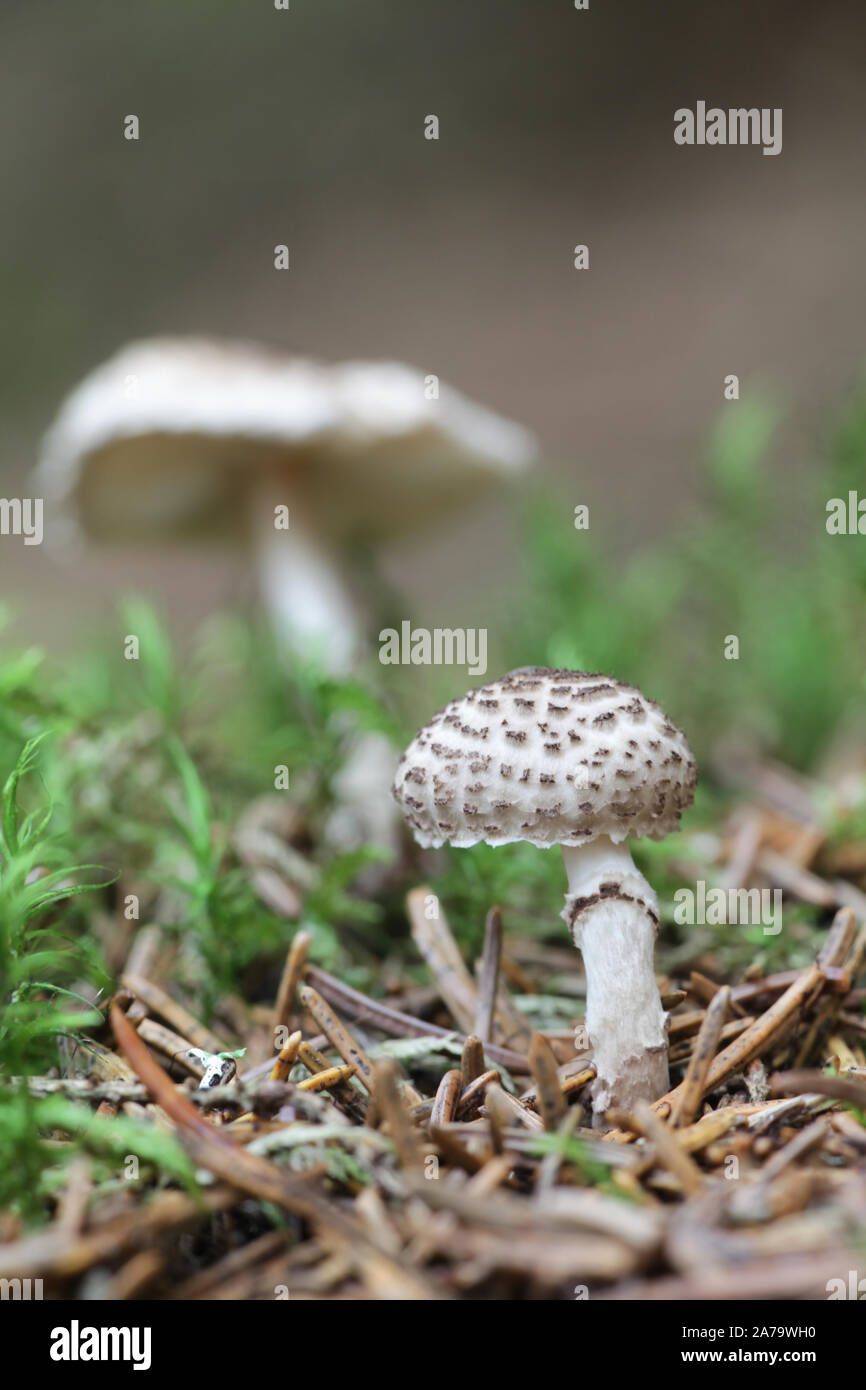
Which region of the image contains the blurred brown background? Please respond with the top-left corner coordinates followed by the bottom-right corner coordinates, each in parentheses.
top-left (2, 0), bottom-right (865, 647)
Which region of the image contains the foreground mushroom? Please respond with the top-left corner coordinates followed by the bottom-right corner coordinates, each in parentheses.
top-left (392, 668), bottom-right (697, 1120)
top-left (36, 338), bottom-right (535, 849)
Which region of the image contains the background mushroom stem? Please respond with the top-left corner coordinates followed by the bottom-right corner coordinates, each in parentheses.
top-left (561, 836), bottom-right (669, 1121)
top-left (250, 479), bottom-right (398, 855)
top-left (251, 482), bottom-right (362, 675)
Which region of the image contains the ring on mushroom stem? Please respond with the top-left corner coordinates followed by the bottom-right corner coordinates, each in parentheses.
top-left (392, 667), bottom-right (697, 1127)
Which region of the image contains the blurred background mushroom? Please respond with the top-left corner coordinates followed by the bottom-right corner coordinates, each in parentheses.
top-left (35, 336), bottom-right (536, 848)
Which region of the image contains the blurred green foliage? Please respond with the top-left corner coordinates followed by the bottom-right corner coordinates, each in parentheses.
top-left (501, 395), bottom-right (866, 769)
top-left (0, 735), bottom-right (195, 1223)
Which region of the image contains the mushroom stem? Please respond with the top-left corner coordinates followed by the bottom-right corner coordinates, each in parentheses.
top-left (250, 479), bottom-right (398, 854)
top-left (561, 836), bottom-right (669, 1121)
top-left (251, 480), bottom-right (362, 676)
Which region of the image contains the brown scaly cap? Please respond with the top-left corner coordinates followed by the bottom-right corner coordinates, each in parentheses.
top-left (393, 668), bottom-right (697, 850)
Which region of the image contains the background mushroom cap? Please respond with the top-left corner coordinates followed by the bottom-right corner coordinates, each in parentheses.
top-left (36, 337), bottom-right (536, 544)
top-left (393, 668), bottom-right (697, 849)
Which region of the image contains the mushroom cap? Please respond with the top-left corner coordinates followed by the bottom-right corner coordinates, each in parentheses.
top-left (392, 668), bottom-right (697, 850)
top-left (36, 338), bottom-right (535, 543)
